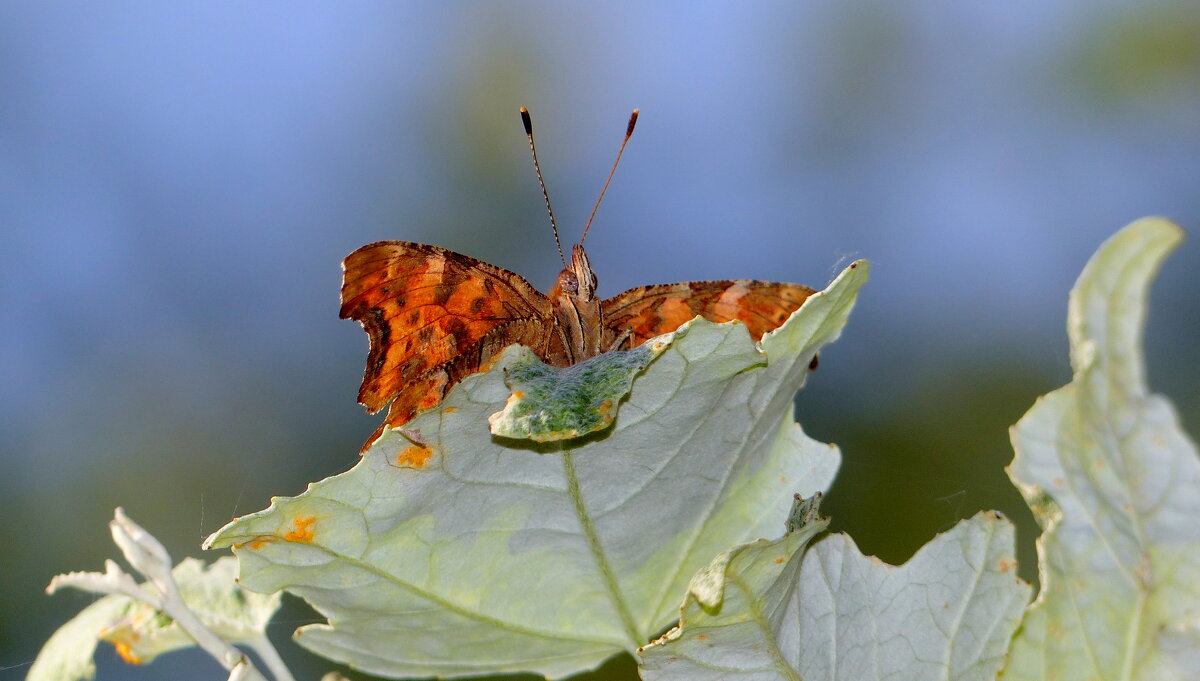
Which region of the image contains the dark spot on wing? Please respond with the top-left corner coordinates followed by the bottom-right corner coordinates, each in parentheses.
top-left (433, 285), bottom-right (453, 306)
top-left (443, 317), bottom-right (467, 336)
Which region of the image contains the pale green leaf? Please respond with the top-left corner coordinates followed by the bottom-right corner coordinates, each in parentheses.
top-left (638, 509), bottom-right (1029, 681)
top-left (1003, 217), bottom-right (1200, 680)
top-left (204, 261), bottom-right (868, 679)
top-left (28, 557), bottom-right (280, 681)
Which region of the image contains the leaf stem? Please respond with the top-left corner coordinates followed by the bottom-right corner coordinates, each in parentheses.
top-left (245, 635), bottom-right (297, 681)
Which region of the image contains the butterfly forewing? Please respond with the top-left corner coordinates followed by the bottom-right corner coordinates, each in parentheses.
top-left (340, 241), bottom-right (554, 413)
top-left (602, 280), bottom-right (816, 347)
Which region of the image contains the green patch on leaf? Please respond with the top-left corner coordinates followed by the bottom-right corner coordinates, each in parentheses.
top-left (489, 335), bottom-right (671, 442)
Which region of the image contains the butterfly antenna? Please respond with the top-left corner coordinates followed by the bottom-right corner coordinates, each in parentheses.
top-left (520, 107), bottom-right (566, 269)
top-left (581, 108), bottom-right (638, 245)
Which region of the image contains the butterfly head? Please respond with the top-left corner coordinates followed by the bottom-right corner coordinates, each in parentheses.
top-left (551, 244), bottom-right (598, 302)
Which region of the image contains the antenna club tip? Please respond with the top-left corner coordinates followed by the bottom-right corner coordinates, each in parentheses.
top-left (626, 109), bottom-right (639, 137)
top-left (520, 107), bottom-right (533, 135)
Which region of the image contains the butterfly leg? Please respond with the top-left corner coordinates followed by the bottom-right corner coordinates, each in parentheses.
top-left (396, 427), bottom-right (429, 447)
top-left (606, 328), bottom-right (632, 352)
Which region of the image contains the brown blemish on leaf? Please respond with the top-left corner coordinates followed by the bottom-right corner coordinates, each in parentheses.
top-left (284, 515), bottom-right (317, 543)
top-left (696, 634), bottom-right (708, 641)
top-left (395, 445), bottom-right (434, 469)
top-left (996, 558), bottom-right (1016, 573)
top-left (774, 556), bottom-right (785, 564)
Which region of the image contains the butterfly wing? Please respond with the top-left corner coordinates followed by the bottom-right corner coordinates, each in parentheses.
top-left (340, 241), bottom-right (554, 417)
top-left (359, 318), bottom-right (554, 451)
top-left (602, 280), bottom-right (816, 346)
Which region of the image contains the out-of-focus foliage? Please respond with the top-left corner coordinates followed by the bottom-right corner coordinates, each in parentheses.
top-left (1068, 6), bottom-right (1200, 107)
top-left (30, 557), bottom-right (280, 681)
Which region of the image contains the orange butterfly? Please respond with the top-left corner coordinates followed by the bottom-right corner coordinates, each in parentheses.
top-left (341, 109), bottom-right (815, 448)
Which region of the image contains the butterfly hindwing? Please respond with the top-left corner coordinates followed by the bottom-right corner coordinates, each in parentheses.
top-left (602, 280), bottom-right (816, 346)
top-left (359, 318), bottom-right (554, 450)
top-left (340, 241), bottom-right (554, 413)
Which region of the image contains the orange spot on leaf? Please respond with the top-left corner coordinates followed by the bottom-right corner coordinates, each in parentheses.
top-left (774, 556), bottom-right (784, 564)
top-left (237, 535), bottom-right (279, 550)
top-left (443, 406), bottom-right (457, 413)
top-left (113, 641), bottom-right (142, 665)
top-left (284, 515), bottom-right (317, 543)
top-left (396, 445), bottom-right (434, 468)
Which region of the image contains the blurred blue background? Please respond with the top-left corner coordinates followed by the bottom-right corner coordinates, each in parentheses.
top-left (3, 2), bottom-right (1199, 680)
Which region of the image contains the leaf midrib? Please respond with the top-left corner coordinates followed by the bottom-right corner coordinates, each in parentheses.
top-left (563, 449), bottom-right (643, 646)
top-left (250, 534), bottom-right (628, 650)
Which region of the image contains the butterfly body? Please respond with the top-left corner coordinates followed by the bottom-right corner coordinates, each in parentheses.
top-left (548, 245), bottom-right (607, 362)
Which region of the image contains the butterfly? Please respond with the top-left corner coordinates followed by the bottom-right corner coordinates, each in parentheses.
top-left (340, 108), bottom-right (816, 448)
